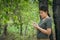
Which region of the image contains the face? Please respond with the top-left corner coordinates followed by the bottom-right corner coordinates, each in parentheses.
top-left (40, 10), bottom-right (47, 18)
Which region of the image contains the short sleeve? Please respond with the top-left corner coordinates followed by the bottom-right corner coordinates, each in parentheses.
top-left (46, 18), bottom-right (52, 28)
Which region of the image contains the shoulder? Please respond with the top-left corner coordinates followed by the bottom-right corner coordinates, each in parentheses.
top-left (46, 17), bottom-right (52, 21)
top-left (45, 17), bottom-right (52, 23)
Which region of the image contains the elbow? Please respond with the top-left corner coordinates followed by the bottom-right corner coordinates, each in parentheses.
top-left (47, 32), bottom-right (51, 35)
top-left (46, 31), bottom-right (51, 35)
top-left (46, 28), bottom-right (51, 35)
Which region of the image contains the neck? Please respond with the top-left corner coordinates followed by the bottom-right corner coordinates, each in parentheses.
top-left (43, 15), bottom-right (49, 19)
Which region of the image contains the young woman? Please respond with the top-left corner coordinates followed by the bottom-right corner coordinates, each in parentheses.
top-left (32, 6), bottom-right (52, 40)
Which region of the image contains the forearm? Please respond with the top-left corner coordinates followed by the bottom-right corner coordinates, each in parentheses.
top-left (37, 26), bottom-right (51, 35)
top-left (32, 22), bottom-right (51, 35)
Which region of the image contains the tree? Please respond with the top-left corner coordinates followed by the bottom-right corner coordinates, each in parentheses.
top-left (53, 0), bottom-right (60, 40)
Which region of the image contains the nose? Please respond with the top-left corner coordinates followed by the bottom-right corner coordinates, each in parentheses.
top-left (40, 13), bottom-right (42, 16)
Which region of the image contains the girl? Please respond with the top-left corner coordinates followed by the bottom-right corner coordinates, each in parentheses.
top-left (33, 6), bottom-right (52, 40)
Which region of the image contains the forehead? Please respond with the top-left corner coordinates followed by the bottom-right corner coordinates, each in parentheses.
top-left (40, 10), bottom-right (47, 13)
top-left (39, 10), bottom-right (47, 14)
top-left (40, 10), bottom-right (44, 12)
top-left (39, 11), bottom-right (44, 14)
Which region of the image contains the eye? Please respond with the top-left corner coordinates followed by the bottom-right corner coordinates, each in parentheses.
top-left (40, 11), bottom-right (44, 14)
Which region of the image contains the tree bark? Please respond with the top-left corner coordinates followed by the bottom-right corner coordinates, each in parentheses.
top-left (53, 0), bottom-right (60, 40)
top-left (3, 24), bottom-right (8, 36)
top-left (38, 0), bottom-right (48, 10)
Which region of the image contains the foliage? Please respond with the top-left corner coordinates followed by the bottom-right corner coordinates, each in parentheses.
top-left (0, 0), bottom-right (53, 40)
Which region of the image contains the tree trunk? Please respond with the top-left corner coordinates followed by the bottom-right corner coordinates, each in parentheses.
top-left (19, 15), bottom-right (23, 35)
top-left (0, 24), bottom-right (2, 34)
top-left (3, 24), bottom-right (8, 36)
top-left (53, 0), bottom-right (60, 40)
top-left (38, 0), bottom-right (48, 9)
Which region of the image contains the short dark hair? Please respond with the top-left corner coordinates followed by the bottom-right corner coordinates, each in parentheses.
top-left (40, 6), bottom-right (50, 17)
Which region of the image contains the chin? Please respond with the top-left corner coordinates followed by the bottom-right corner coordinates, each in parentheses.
top-left (42, 17), bottom-right (44, 19)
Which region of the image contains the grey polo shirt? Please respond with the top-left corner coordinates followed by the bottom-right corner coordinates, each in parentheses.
top-left (37, 17), bottom-right (52, 39)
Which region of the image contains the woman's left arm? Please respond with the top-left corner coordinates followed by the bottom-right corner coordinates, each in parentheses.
top-left (33, 18), bottom-right (52, 35)
top-left (37, 26), bottom-right (51, 35)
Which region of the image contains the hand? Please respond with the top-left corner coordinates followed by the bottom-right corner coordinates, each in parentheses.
top-left (32, 22), bottom-right (39, 29)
